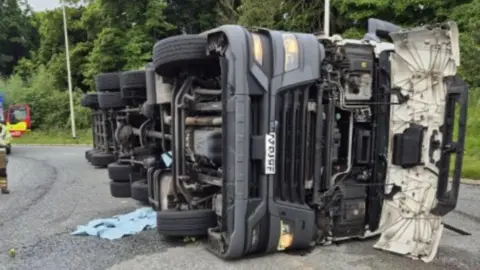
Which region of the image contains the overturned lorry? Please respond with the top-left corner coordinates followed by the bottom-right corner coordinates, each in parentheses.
top-left (82, 72), bottom-right (148, 169)
top-left (82, 73), bottom-right (123, 167)
top-left (108, 19), bottom-right (467, 262)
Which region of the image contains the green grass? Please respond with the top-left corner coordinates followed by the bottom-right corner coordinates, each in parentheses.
top-left (12, 129), bottom-right (93, 145)
top-left (462, 93), bottom-right (480, 179)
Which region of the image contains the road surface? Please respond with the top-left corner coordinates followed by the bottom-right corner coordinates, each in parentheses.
top-left (0, 146), bottom-right (479, 270)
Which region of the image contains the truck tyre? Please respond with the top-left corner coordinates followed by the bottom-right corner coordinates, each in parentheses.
top-left (131, 179), bottom-right (148, 203)
top-left (156, 209), bottom-right (217, 237)
top-left (110, 181), bottom-right (131, 198)
top-left (81, 93), bottom-right (99, 109)
top-left (120, 70), bottom-right (147, 105)
top-left (152, 35), bottom-right (218, 78)
top-left (108, 162), bottom-right (132, 182)
top-left (90, 151), bottom-right (116, 168)
top-left (120, 70), bottom-right (147, 89)
top-left (98, 92), bottom-right (125, 109)
top-left (96, 72), bottom-right (120, 92)
top-left (85, 149), bottom-right (94, 161)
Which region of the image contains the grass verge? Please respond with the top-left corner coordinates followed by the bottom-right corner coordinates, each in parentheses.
top-left (462, 114), bottom-right (480, 179)
top-left (12, 129), bottom-right (93, 145)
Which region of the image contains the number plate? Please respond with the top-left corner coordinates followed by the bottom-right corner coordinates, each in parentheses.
top-left (265, 132), bottom-right (276, 174)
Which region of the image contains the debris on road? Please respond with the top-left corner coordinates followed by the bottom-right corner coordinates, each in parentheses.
top-left (71, 207), bottom-right (156, 240)
top-left (8, 248), bottom-right (15, 258)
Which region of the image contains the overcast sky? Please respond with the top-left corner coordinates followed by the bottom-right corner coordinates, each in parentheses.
top-left (28, 0), bottom-right (60, 11)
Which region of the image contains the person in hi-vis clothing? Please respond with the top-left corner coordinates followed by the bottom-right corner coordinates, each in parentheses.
top-left (0, 148), bottom-right (9, 194)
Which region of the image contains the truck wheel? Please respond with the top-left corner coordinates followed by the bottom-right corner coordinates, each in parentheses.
top-left (152, 35), bottom-right (218, 78)
top-left (98, 92), bottom-right (125, 109)
top-left (120, 70), bottom-right (147, 105)
top-left (96, 72), bottom-right (120, 92)
top-left (132, 146), bottom-right (155, 156)
top-left (156, 209), bottom-right (217, 237)
top-left (120, 70), bottom-right (147, 89)
top-left (108, 162), bottom-right (132, 182)
top-left (90, 151), bottom-right (116, 168)
top-left (110, 181), bottom-right (131, 198)
top-left (81, 93), bottom-right (99, 109)
top-left (85, 149), bottom-right (93, 161)
top-left (131, 179), bottom-right (148, 203)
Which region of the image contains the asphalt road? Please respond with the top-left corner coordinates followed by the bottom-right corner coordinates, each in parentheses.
top-left (0, 145), bottom-right (479, 270)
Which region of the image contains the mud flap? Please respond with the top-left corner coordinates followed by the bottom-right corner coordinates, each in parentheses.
top-left (374, 21), bottom-right (466, 262)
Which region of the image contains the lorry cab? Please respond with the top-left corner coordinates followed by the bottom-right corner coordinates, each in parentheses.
top-left (147, 19), bottom-right (467, 263)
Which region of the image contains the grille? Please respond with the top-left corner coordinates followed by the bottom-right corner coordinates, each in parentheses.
top-left (274, 87), bottom-right (317, 204)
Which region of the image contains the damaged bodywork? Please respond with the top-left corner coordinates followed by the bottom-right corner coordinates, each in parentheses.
top-left (374, 21), bottom-right (466, 262)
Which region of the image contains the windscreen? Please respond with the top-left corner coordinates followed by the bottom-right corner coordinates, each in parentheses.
top-left (9, 106), bottom-right (28, 123)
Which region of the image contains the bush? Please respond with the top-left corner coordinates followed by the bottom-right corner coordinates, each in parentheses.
top-left (0, 65), bottom-right (91, 130)
top-left (463, 88), bottom-right (480, 179)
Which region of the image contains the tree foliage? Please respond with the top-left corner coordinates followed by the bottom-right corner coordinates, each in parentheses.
top-left (0, 0), bottom-right (37, 76)
top-left (237, 0), bottom-right (480, 88)
top-left (0, 0), bottom-right (478, 131)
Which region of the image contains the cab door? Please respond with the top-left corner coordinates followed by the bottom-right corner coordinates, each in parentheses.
top-left (374, 21), bottom-right (467, 262)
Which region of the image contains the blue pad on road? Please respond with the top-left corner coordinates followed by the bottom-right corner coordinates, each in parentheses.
top-left (71, 207), bottom-right (157, 240)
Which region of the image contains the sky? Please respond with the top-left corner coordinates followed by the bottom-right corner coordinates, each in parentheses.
top-left (27, 0), bottom-right (60, 11)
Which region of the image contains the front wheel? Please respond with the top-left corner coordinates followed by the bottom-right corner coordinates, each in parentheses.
top-left (156, 209), bottom-right (217, 237)
top-left (6, 145), bottom-right (11, 155)
top-left (152, 35), bottom-right (219, 78)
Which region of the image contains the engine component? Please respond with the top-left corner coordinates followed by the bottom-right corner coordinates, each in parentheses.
top-left (155, 75), bottom-right (173, 104)
top-left (392, 124), bottom-right (424, 168)
top-left (115, 124), bottom-right (134, 146)
top-left (332, 179), bottom-right (367, 239)
top-left (354, 128), bottom-right (372, 165)
top-left (185, 128), bottom-right (222, 165)
top-left (339, 44), bottom-right (374, 101)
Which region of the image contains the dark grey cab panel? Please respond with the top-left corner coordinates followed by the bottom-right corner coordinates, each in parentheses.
top-left (202, 25), bottom-right (324, 259)
top-left (202, 25), bottom-right (273, 259)
top-left (266, 31), bottom-right (324, 253)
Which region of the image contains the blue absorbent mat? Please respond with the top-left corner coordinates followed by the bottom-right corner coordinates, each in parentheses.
top-left (71, 207), bottom-right (157, 240)
top-left (161, 151), bottom-right (172, 167)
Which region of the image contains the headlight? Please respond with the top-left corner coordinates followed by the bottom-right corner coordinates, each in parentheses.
top-left (282, 33), bottom-right (299, 71)
top-left (252, 33), bottom-right (263, 65)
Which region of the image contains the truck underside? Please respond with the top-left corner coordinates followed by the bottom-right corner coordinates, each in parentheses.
top-left (108, 19), bottom-right (467, 262)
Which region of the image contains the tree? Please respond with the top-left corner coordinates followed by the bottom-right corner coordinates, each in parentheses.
top-left (451, 0), bottom-right (480, 87)
top-left (164, 0), bottom-right (219, 33)
top-left (0, 0), bottom-right (37, 76)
